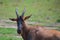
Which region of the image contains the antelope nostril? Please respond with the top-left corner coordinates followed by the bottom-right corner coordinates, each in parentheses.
top-left (17, 30), bottom-right (21, 34)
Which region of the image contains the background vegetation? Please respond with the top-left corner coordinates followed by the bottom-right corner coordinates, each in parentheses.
top-left (0, 0), bottom-right (60, 23)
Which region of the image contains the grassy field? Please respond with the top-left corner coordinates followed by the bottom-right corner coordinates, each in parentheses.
top-left (0, 27), bottom-right (23, 40)
top-left (0, 0), bottom-right (60, 23)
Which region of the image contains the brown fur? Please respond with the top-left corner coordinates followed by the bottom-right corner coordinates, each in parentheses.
top-left (20, 22), bottom-right (60, 40)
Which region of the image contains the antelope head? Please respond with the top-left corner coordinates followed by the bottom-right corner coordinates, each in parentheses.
top-left (9, 8), bottom-right (32, 34)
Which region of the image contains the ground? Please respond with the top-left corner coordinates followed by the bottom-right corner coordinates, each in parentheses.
top-left (0, 19), bottom-right (60, 29)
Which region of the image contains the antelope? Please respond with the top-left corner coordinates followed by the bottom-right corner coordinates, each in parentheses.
top-left (10, 8), bottom-right (60, 40)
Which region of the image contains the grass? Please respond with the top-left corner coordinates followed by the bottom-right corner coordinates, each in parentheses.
top-left (0, 0), bottom-right (60, 23)
top-left (0, 27), bottom-right (23, 40)
top-left (0, 28), bottom-right (16, 34)
top-left (0, 35), bottom-right (22, 40)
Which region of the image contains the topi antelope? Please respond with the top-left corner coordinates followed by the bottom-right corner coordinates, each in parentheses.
top-left (10, 8), bottom-right (60, 40)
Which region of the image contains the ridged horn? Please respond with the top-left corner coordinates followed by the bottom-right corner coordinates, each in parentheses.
top-left (21, 7), bottom-right (26, 17)
top-left (16, 8), bottom-right (19, 18)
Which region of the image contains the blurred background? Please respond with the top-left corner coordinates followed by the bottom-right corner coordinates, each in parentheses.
top-left (0, 0), bottom-right (60, 40)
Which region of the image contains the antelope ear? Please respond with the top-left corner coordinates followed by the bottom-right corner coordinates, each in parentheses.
top-left (24, 15), bottom-right (32, 20)
top-left (9, 18), bottom-right (17, 21)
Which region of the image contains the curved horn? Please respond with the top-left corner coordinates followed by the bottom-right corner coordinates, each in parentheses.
top-left (21, 7), bottom-right (26, 17)
top-left (16, 8), bottom-right (19, 18)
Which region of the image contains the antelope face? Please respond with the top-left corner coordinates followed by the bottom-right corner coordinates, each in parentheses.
top-left (17, 16), bottom-right (24, 34)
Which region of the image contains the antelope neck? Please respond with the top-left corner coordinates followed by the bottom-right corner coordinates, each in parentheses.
top-left (22, 21), bottom-right (28, 32)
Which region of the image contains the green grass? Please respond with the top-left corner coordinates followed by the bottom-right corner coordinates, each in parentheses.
top-left (0, 28), bottom-right (16, 34)
top-left (0, 0), bottom-right (60, 23)
top-left (0, 27), bottom-right (23, 40)
top-left (0, 35), bottom-right (22, 40)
